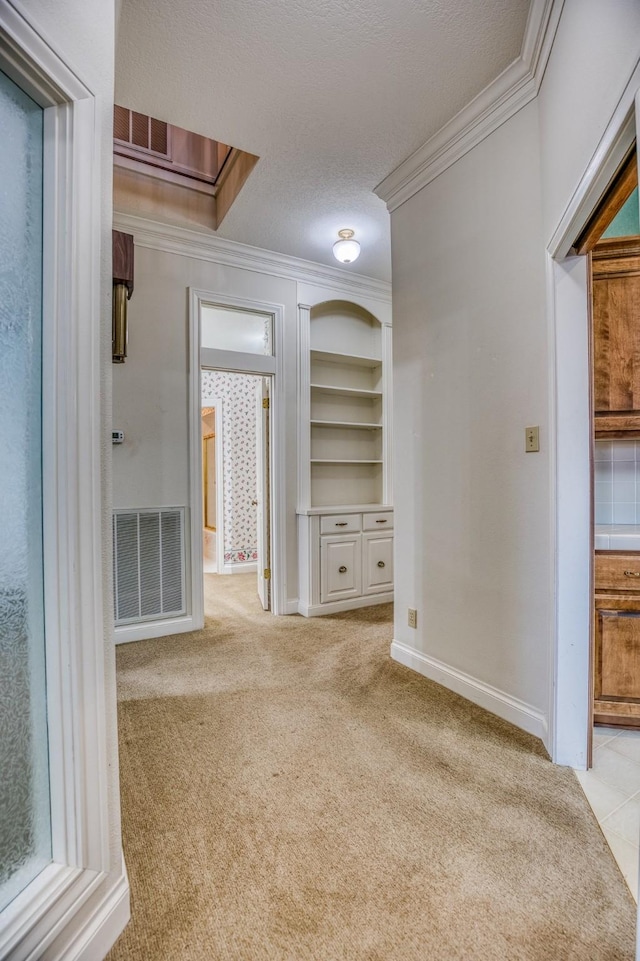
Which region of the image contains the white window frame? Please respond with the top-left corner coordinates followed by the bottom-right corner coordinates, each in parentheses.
top-left (189, 289), bottom-right (287, 617)
top-left (0, 4), bottom-right (128, 959)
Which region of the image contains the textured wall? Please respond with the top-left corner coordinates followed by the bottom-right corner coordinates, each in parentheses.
top-left (201, 370), bottom-right (260, 565)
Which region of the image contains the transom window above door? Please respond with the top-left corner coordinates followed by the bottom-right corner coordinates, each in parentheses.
top-left (200, 304), bottom-right (273, 356)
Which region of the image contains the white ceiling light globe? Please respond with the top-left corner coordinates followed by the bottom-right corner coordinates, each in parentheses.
top-left (333, 229), bottom-right (361, 264)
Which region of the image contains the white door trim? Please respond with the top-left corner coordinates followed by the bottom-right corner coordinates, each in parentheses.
top-left (548, 62), bottom-right (640, 768)
top-left (0, 2), bottom-right (128, 958)
top-left (189, 289), bottom-right (287, 616)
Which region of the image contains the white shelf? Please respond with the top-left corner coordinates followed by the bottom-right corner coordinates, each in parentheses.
top-left (310, 349), bottom-right (382, 368)
top-left (311, 420), bottom-right (382, 430)
top-left (310, 384), bottom-right (382, 398)
top-left (297, 504), bottom-right (393, 515)
top-left (311, 459), bottom-right (383, 464)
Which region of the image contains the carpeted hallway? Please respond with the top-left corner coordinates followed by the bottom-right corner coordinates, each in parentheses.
top-left (108, 574), bottom-right (636, 961)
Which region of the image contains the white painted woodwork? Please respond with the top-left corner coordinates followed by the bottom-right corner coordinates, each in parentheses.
top-left (320, 514), bottom-right (361, 535)
top-left (362, 511), bottom-right (394, 531)
top-left (188, 288), bottom-right (286, 618)
top-left (256, 376), bottom-right (270, 611)
top-left (0, 2), bottom-right (129, 957)
top-left (320, 535), bottom-right (361, 603)
top-left (362, 533), bottom-right (394, 595)
top-left (297, 286), bottom-right (393, 616)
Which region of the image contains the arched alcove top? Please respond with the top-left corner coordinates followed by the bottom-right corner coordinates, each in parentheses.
top-left (297, 281), bottom-right (392, 327)
top-left (310, 299), bottom-right (381, 359)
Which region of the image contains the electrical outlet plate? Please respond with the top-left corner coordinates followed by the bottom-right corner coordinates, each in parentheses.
top-left (408, 608), bottom-right (417, 629)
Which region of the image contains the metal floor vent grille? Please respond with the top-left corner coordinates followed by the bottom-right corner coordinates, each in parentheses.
top-left (113, 509), bottom-right (186, 625)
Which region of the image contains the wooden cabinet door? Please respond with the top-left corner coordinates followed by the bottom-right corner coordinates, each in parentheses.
top-left (320, 534), bottom-right (361, 604)
top-left (594, 592), bottom-right (640, 726)
top-left (592, 237), bottom-right (640, 434)
top-left (362, 533), bottom-right (393, 595)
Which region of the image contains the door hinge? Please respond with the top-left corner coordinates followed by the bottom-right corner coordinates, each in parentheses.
top-left (263, 568), bottom-right (271, 580)
top-left (262, 397), bottom-right (270, 409)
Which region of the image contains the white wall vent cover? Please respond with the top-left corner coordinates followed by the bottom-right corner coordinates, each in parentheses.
top-left (113, 508), bottom-right (186, 625)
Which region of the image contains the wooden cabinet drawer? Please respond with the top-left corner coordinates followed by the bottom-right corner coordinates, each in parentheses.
top-left (595, 553), bottom-right (640, 591)
top-left (362, 511), bottom-right (393, 531)
top-left (320, 513), bottom-right (361, 535)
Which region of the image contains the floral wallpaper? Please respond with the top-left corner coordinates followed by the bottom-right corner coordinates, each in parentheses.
top-left (201, 370), bottom-right (260, 565)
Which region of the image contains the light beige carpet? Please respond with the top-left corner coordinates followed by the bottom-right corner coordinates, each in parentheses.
top-left (108, 574), bottom-right (635, 960)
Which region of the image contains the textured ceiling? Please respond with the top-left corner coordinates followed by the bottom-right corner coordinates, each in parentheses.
top-left (115, 0), bottom-right (530, 282)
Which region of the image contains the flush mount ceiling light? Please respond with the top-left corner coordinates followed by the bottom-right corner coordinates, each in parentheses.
top-left (332, 228), bottom-right (361, 264)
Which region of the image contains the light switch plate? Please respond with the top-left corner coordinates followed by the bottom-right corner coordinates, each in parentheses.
top-left (525, 426), bottom-right (539, 453)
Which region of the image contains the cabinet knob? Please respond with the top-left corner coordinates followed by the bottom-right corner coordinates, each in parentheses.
top-left (377, 560), bottom-right (385, 568)
top-left (624, 570), bottom-right (640, 577)
top-left (375, 519), bottom-right (388, 524)
top-left (335, 522), bottom-right (348, 527)
top-left (338, 565), bottom-right (348, 573)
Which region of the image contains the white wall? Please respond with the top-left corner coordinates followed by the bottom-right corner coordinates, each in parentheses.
top-left (112, 241), bottom-right (301, 601)
top-left (391, 100), bottom-right (550, 737)
top-left (389, 0), bottom-right (640, 748)
top-left (538, 0), bottom-right (640, 244)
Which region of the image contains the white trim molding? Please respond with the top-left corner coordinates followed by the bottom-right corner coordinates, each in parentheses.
top-left (115, 614), bottom-right (198, 645)
top-left (375, 0), bottom-right (565, 211)
top-left (113, 212), bottom-right (392, 305)
top-left (189, 288), bottom-right (288, 617)
top-left (390, 641), bottom-right (548, 742)
top-left (0, 1), bottom-right (129, 958)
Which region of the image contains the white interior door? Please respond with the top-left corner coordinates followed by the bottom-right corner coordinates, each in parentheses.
top-left (256, 377), bottom-right (271, 610)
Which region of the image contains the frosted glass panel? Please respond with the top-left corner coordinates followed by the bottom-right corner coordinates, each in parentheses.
top-left (0, 69), bottom-right (51, 910)
top-left (201, 304), bottom-right (272, 355)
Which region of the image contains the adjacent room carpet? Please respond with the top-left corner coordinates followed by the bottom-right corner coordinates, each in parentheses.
top-left (107, 574), bottom-right (635, 961)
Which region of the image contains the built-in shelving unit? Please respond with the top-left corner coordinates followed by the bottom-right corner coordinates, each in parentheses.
top-left (297, 293), bottom-right (393, 616)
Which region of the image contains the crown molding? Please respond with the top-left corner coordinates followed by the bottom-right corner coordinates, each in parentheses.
top-left (374, 0), bottom-right (565, 212)
top-left (112, 213), bottom-right (392, 304)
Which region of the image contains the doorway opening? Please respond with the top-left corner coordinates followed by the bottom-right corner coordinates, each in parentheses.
top-left (189, 289), bottom-right (285, 623)
top-left (200, 371), bottom-right (272, 612)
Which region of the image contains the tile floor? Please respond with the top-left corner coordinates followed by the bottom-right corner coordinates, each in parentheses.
top-left (574, 727), bottom-right (640, 900)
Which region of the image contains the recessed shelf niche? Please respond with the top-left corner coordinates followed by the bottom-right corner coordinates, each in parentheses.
top-left (308, 301), bottom-right (384, 508)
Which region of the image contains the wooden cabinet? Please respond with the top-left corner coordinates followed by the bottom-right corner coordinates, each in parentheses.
top-left (592, 237), bottom-right (640, 436)
top-left (594, 552), bottom-right (640, 726)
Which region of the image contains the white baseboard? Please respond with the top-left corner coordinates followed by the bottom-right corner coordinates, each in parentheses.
top-left (390, 640), bottom-right (548, 742)
top-left (299, 591), bottom-right (394, 617)
top-left (114, 613), bottom-right (201, 644)
top-left (220, 561), bottom-right (258, 575)
top-left (70, 870), bottom-right (130, 961)
top-left (39, 868), bottom-right (130, 961)
top-left (285, 599), bottom-right (300, 615)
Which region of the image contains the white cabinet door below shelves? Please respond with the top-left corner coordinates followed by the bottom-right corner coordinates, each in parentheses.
top-left (321, 535), bottom-right (361, 603)
top-left (362, 533), bottom-right (393, 595)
